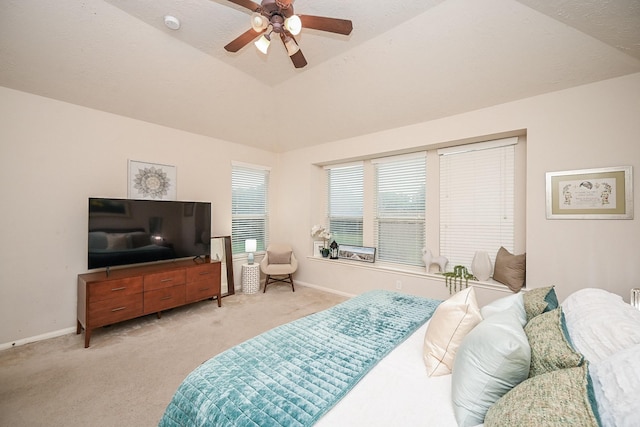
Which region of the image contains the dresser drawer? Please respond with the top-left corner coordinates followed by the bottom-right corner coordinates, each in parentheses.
top-left (89, 293), bottom-right (143, 328)
top-left (187, 263), bottom-right (220, 283)
top-left (144, 285), bottom-right (186, 313)
top-left (144, 269), bottom-right (186, 291)
top-left (186, 280), bottom-right (219, 302)
top-left (88, 277), bottom-right (143, 302)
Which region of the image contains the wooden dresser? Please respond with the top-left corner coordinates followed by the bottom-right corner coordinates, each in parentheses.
top-left (77, 259), bottom-right (221, 348)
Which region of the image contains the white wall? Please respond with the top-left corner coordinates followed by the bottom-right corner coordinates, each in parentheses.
top-left (0, 87), bottom-right (278, 346)
top-left (279, 73), bottom-right (640, 305)
top-left (1, 73), bottom-right (639, 347)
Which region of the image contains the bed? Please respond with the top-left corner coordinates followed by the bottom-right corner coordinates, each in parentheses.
top-left (159, 287), bottom-right (640, 427)
top-left (88, 229), bottom-right (176, 268)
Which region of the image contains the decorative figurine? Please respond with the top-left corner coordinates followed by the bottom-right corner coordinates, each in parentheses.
top-left (422, 248), bottom-right (448, 273)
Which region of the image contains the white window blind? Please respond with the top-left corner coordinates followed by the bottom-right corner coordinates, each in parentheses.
top-left (327, 163), bottom-right (363, 246)
top-left (373, 153), bottom-right (426, 266)
top-left (439, 138), bottom-right (516, 270)
top-left (231, 164), bottom-right (269, 254)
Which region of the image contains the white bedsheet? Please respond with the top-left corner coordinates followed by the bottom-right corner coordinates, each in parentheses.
top-left (316, 320), bottom-right (459, 426)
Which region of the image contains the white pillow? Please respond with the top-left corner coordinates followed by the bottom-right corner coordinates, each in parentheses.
top-left (423, 287), bottom-right (482, 376)
top-left (562, 288), bottom-right (640, 363)
top-left (451, 307), bottom-right (531, 426)
top-left (480, 292), bottom-right (526, 327)
top-left (106, 233), bottom-right (127, 250)
top-left (590, 343), bottom-right (640, 427)
top-left (562, 288), bottom-right (624, 310)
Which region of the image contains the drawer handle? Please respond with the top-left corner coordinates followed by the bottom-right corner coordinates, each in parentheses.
top-left (198, 272), bottom-right (211, 276)
top-left (160, 278), bottom-right (173, 283)
top-left (111, 307), bottom-right (126, 312)
top-left (199, 287), bottom-right (210, 291)
top-left (160, 296), bottom-right (173, 301)
top-left (111, 287), bottom-right (126, 291)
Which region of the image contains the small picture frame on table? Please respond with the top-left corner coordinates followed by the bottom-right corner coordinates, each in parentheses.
top-left (313, 241), bottom-right (325, 257)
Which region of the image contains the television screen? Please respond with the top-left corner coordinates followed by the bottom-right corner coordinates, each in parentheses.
top-left (88, 198), bottom-right (211, 270)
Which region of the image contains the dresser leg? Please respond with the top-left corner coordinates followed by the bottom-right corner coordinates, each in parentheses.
top-left (76, 320), bottom-right (82, 335)
top-left (217, 294), bottom-right (222, 307)
top-left (84, 329), bottom-right (91, 348)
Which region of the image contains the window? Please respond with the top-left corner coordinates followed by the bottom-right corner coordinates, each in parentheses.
top-left (326, 164), bottom-right (363, 246)
top-left (231, 163), bottom-right (269, 254)
top-left (373, 154), bottom-right (426, 266)
top-left (322, 136), bottom-right (523, 273)
top-left (439, 138), bottom-right (516, 268)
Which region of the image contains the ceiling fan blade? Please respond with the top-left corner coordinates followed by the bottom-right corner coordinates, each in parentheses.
top-left (290, 49), bottom-right (308, 68)
top-left (224, 28), bottom-right (263, 52)
top-left (225, 0), bottom-right (261, 12)
top-left (299, 15), bottom-right (353, 35)
top-left (280, 33), bottom-right (307, 68)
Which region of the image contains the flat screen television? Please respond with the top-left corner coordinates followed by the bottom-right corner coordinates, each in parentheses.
top-left (88, 198), bottom-right (211, 270)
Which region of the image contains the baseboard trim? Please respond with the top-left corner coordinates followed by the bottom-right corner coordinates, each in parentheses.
top-left (0, 326), bottom-right (77, 351)
top-left (295, 281), bottom-right (356, 298)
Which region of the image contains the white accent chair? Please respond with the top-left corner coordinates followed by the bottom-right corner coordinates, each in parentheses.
top-left (260, 243), bottom-right (298, 292)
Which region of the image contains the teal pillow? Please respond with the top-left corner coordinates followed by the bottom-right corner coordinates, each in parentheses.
top-left (523, 286), bottom-right (558, 322)
top-left (524, 307), bottom-right (583, 378)
top-left (485, 364), bottom-right (601, 427)
top-left (451, 308), bottom-right (531, 427)
top-left (480, 292), bottom-right (526, 327)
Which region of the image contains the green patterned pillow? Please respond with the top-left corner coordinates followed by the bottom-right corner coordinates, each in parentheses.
top-left (525, 307), bottom-right (583, 378)
top-left (485, 364), bottom-right (601, 427)
top-left (523, 286), bottom-right (558, 322)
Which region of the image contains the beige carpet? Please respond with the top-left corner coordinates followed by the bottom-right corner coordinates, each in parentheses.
top-left (0, 285), bottom-right (348, 427)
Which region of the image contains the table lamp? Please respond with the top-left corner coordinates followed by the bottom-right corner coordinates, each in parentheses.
top-left (245, 239), bottom-right (257, 265)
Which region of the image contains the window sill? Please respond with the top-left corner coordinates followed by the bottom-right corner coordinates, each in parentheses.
top-left (306, 255), bottom-right (513, 293)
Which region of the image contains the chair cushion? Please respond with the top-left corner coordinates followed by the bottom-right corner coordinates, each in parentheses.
top-left (263, 263), bottom-right (295, 275)
top-left (268, 248), bottom-right (292, 264)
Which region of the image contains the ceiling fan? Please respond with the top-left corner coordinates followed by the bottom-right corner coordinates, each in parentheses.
top-left (222, 0), bottom-right (353, 68)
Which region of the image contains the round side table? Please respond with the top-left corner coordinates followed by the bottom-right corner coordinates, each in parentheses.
top-left (242, 263), bottom-right (261, 294)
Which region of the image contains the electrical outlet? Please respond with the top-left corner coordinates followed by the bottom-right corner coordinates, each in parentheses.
top-left (395, 280), bottom-right (402, 290)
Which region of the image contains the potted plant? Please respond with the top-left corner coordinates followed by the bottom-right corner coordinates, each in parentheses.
top-left (443, 265), bottom-right (476, 294)
top-left (311, 224), bottom-right (332, 257)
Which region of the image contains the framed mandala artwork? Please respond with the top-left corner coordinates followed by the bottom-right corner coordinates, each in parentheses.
top-left (128, 160), bottom-right (177, 200)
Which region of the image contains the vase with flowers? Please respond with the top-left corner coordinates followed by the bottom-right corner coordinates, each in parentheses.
top-left (311, 224), bottom-right (332, 257)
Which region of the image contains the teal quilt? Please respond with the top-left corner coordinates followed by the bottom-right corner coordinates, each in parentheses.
top-left (159, 290), bottom-right (440, 427)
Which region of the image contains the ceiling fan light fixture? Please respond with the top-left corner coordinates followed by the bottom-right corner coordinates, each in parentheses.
top-left (250, 13), bottom-right (269, 32)
top-left (284, 37), bottom-right (299, 56)
top-left (255, 33), bottom-right (271, 54)
top-left (223, 0), bottom-right (352, 68)
top-left (284, 15), bottom-right (302, 35)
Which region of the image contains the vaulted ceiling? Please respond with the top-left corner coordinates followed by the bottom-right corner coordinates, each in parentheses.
top-left (1, 0), bottom-right (639, 152)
